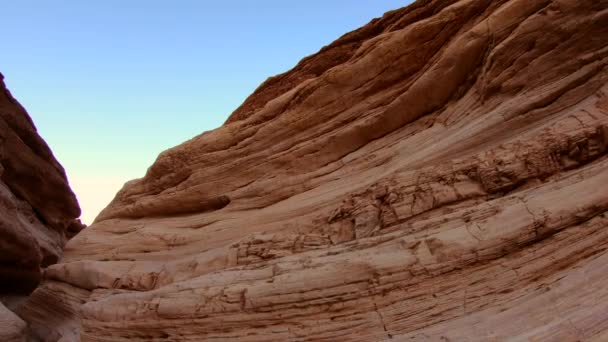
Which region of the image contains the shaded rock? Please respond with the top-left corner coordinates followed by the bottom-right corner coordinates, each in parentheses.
top-left (0, 72), bottom-right (82, 294)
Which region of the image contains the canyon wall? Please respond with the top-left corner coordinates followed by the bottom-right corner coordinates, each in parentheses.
top-left (15, 0), bottom-right (608, 340)
top-left (0, 73), bottom-right (83, 341)
top-left (0, 72), bottom-right (83, 295)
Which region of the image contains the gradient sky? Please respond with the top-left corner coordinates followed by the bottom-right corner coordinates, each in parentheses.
top-left (1, 1), bottom-right (411, 224)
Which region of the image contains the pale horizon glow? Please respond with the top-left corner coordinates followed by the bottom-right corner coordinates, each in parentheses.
top-left (2, 1), bottom-right (411, 224)
top-left (69, 175), bottom-right (135, 224)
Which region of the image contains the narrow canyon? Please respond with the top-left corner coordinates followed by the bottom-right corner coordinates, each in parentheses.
top-left (2, 0), bottom-right (608, 341)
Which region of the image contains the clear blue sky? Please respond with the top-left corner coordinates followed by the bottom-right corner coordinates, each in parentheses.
top-left (1, 1), bottom-right (410, 223)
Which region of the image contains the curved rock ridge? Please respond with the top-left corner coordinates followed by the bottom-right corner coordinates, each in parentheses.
top-left (18, 0), bottom-right (608, 340)
top-left (0, 73), bottom-right (83, 295)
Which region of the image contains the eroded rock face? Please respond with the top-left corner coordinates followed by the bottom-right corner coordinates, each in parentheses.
top-left (0, 73), bottom-right (83, 294)
top-left (19, 0), bottom-right (608, 340)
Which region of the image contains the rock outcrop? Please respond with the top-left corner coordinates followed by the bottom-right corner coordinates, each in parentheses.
top-left (0, 73), bottom-right (83, 295)
top-left (17, 0), bottom-right (608, 340)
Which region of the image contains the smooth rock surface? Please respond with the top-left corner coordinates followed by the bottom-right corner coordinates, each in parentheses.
top-left (19, 0), bottom-right (608, 340)
top-left (0, 73), bottom-right (83, 294)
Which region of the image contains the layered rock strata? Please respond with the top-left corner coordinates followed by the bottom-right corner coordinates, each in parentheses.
top-left (0, 73), bottom-right (83, 294)
top-left (18, 0), bottom-right (608, 340)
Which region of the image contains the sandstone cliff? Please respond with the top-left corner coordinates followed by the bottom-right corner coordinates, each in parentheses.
top-left (17, 0), bottom-right (608, 340)
top-left (0, 73), bottom-right (83, 295)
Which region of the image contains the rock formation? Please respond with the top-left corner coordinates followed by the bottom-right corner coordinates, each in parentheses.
top-left (0, 72), bottom-right (83, 295)
top-left (0, 73), bottom-right (83, 341)
top-left (0, 301), bottom-right (27, 342)
top-left (15, 0), bottom-right (608, 340)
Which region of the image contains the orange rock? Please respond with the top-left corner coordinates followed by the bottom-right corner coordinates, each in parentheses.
top-left (16, 0), bottom-right (608, 340)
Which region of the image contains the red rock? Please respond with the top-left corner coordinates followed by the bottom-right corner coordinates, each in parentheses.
top-left (0, 72), bottom-right (82, 294)
top-left (14, 0), bottom-right (608, 340)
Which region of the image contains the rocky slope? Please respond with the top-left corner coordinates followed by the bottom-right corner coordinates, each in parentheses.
top-left (17, 0), bottom-right (608, 340)
top-left (0, 72), bottom-right (83, 296)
